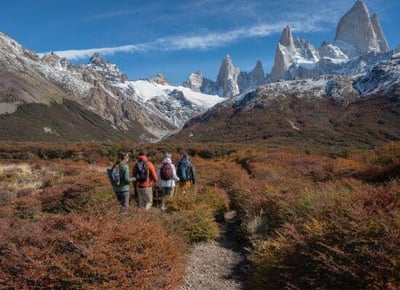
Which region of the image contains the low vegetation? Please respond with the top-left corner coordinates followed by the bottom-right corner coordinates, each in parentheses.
top-left (1, 141), bottom-right (399, 289)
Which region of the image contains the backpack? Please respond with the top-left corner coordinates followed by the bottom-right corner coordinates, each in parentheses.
top-left (107, 165), bottom-right (120, 186)
top-left (160, 163), bottom-right (173, 180)
top-left (177, 160), bottom-right (191, 181)
top-left (135, 161), bottom-right (148, 182)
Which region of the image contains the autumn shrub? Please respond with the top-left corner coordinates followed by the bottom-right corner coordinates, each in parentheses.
top-left (0, 212), bottom-right (185, 289)
top-left (214, 163), bottom-right (252, 207)
top-left (40, 183), bottom-right (92, 214)
top-left (181, 204), bottom-right (220, 242)
top-left (13, 195), bottom-right (42, 220)
top-left (236, 186), bottom-right (288, 244)
top-left (198, 186), bottom-right (229, 221)
top-left (248, 182), bottom-right (400, 290)
top-left (166, 194), bottom-right (220, 242)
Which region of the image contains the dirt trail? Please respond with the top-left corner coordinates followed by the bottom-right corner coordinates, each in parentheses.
top-left (181, 211), bottom-right (247, 290)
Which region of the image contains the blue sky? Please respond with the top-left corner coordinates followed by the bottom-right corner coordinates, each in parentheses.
top-left (1, 0), bottom-right (399, 85)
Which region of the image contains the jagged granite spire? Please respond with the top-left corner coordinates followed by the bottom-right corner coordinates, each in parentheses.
top-left (89, 52), bottom-right (106, 65)
top-left (335, 0), bottom-right (389, 53)
top-left (216, 55), bottom-right (240, 98)
top-left (250, 60), bottom-right (266, 85)
top-left (279, 25), bottom-right (295, 53)
top-left (88, 53), bottom-right (128, 83)
top-left (270, 25), bottom-right (294, 81)
top-left (371, 13), bottom-right (390, 52)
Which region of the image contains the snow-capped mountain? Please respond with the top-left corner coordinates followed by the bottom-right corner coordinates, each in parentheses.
top-left (0, 31), bottom-right (224, 141)
top-left (335, 0), bottom-right (389, 54)
top-left (354, 52), bottom-right (400, 99)
top-left (183, 55), bottom-right (266, 98)
top-left (183, 1), bottom-right (392, 99)
top-left (269, 0), bottom-right (392, 82)
top-left (169, 52), bottom-right (400, 145)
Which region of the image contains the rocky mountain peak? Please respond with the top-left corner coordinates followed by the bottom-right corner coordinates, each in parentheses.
top-left (370, 13), bottom-right (390, 52)
top-left (269, 1), bottom-right (391, 83)
top-left (270, 26), bottom-right (296, 81)
top-left (216, 54), bottom-right (240, 98)
top-left (250, 61), bottom-right (266, 84)
top-left (335, 0), bottom-right (388, 54)
top-left (88, 52), bottom-right (106, 66)
top-left (279, 25), bottom-right (295, 53)
top-left (150, 74), bottom-right (170, 85)
top-left (87, 52), bottom-right (128, 83)
top-left (41, 52), bottom-right (72, 71)
top-left (0, 31), bottom-right (39, 63)
top-left (182, 71), bottom-right (204, 92)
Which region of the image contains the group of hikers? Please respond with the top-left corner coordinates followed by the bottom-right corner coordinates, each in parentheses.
top-left (108, 151), bottom-right (195, 213)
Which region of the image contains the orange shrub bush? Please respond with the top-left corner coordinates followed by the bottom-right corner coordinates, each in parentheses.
top-left (248, 182), bottom-right (400, 290)
top-left (0, 212), bottom-right (185, 289)
top-left (198, 186), bottom-right (230, 221)
top-left (166, 193), bottom-right (220, 242)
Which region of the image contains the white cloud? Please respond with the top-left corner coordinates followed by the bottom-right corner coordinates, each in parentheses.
top-left (41, 20), bottom-right (321, 60)
top-left (40, 44), bottom-right (145, 60)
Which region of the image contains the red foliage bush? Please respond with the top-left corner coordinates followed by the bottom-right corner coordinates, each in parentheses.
top-left (249, 183), bottom-right (400, 290)
top-left (0, 212), bottom-right (184, 289)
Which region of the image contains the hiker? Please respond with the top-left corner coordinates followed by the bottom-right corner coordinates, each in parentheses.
top-left (132, 151), bottom-right (157, 210)
top-left (113, 151), bottom-right (136, 214)
top-left (157, 153), bottom-right (179, 211)
top-left (177, 153), bottom-right (195, 193)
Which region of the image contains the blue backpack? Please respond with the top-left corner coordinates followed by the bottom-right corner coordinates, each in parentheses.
top-left (177, 160), bottom-right (191, 181)
top-left (107, 165), bottom-right (120, 186)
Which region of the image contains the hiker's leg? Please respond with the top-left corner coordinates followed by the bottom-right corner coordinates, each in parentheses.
top-left (143, 187), bottom-right (153, 210)
top-left (120, 191), bottom-right (129, 208)
top-left (161, 187), bottom-right (173, 211)
top-left (161, 187), bottom-right (169, 210)
top-left (137, 188), bottom-right (145, 208)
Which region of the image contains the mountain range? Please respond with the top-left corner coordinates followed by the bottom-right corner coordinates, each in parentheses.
top-left (169, 52), bottom-right (400, 148)
top-left (0, 0), bottom-right (399, 145)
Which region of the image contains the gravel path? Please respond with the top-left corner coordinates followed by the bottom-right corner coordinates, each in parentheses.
top-left (181, 211), bottom-right (247, 290)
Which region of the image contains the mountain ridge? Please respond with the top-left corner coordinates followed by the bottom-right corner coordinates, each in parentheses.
top-left (168, 52), bottom-right (400, 147)
top-left (0, 32), bottom-right (224, 142)
top-left (0, 0), bottom-right (399, 144)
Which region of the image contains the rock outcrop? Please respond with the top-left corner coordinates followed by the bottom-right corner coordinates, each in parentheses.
top-left (182, 71), bottom-right (218, 95)
top-left (270, 26), bottom-right (295, 82)
top-left (335, 0), bottom-right (389, 54)
top-left (216, 55), bottom-right (240, 98)
top-left (269, 0), bottom-right (392, 83)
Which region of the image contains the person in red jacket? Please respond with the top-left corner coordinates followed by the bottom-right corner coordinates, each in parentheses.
top-left (132, 151), bottom-right (157, 210)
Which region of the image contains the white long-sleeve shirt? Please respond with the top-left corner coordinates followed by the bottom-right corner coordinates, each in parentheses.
top-left (157, 158), bottom-right (179, 187)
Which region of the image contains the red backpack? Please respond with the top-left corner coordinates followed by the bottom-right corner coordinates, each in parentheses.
top-left (160, 163), bottom-right (173, 180)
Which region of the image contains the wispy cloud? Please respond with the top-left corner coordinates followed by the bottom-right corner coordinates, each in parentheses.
top-left (42, 44), bottom-right (147, 60)
top-left (87, 2), bottom-right (163, 20)
top-left (41, 20), bottom-right (322, 60)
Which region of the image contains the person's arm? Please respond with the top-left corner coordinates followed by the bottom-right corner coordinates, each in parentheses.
top-left (156, 166), bottom-right (161, 187)
top-left (149, 162), bottom-right (158, 183)
top-left (122, 164), bottom-right (135, 184)
top-left (172, 164), bottom-right (179, 181)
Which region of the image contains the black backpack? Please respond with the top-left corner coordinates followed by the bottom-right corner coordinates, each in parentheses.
top-left (135, 161), bottom-right (148, 182)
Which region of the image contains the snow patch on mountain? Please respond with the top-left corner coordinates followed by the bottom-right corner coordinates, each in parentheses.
top-left (354, 53), bottom-right (400, 98)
